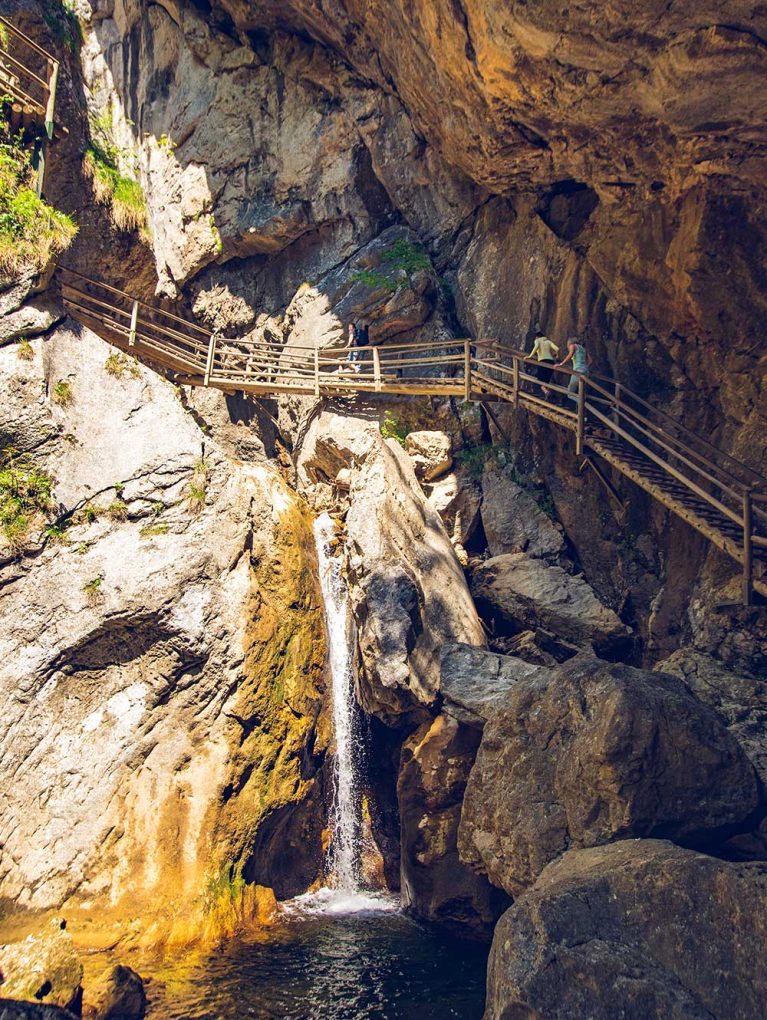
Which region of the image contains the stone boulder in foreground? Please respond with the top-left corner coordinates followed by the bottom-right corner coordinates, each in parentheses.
top-left (459, 655), bottom-right (760, 895)
top-left (485, 840), bottom-right (767, 1020)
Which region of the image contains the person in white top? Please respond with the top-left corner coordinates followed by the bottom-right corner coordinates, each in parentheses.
top-left (525, 330), bottom-right (560, 398)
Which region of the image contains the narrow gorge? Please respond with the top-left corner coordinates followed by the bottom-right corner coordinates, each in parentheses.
top-left (0, 2), bottom-right (765, 1018)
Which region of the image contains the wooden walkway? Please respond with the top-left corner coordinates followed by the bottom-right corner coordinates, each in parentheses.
top-left (59, 267), bottom-right (767, 604)
top-left (0, 16), bottom-right (60, 195)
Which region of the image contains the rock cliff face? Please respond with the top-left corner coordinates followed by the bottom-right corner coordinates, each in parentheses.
top-left (0, 322), bottom-right (326, 942)
top-left (1, 0), bottom-right (767, 1015)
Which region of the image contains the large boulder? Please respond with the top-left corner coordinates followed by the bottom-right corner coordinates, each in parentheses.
top-left (83, 965), bottom-right (146, 1020)
top-left (397, 714), bottom-right (507, 933)
top-left (485, 840), bottom-right (767, 1020)
top-left (479, 469), bottom-right (564, 560)
top-left (471, 553), bottom-right (629, 651)
top-left (458, 655), bottom-right (760, 896)
top-left (657, 648), bottom-right (767, 785)
top-left (425, 470), bottom-right (481, 550)
top-left (440, 644), bottom-right (539, 730)
top-left (0, 921), bottom-right (82, 1013)
top-left (404, 431), bottom-right (452, 482)
top-left (298, 411), bottom-right (485, 724)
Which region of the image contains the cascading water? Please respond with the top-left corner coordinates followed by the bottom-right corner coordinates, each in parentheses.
top-left (313, 511), bottom-right (361, 893)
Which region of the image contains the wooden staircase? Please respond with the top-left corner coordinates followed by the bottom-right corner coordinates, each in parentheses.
top-left (0, 15), bottom-right (60, 195)
top-left (58, 267), bottom-right (767, 604)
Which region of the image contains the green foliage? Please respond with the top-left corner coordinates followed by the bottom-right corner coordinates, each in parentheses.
top-left (379, 410), bottom-right (410, 447)
top-left (157, 133), bottom-right (176, 152)
top-left (84, 110), bottom-right (147, 234)
top-left (83, 575), bottom-right (103, 599)
top-left (0, 448), bottom-right (54, 552)
top-left (0, 142), bottom-right (77, 279)
top-left (381, 238), bottom-right (432, 274)
top-left (43, 1), bottom-right (82, 52)
top-left (0, 22), bottom-right (8, 49)
top-left (351, 238), bottom-right (434, 294)
top-left (106, 499), bottom-right (128, 521)
top-left (75, 502), bottom-right (99, 524)
top-left (455, 443), bottom-right (492, 478)
top-left (45, 522), bottom-right (69, 544)
top-left (151, 501), bottom-right (165, 516)
top-left (205, 865), bottom-right (245, 908)
top-left (187, 457), bottom-right (207, 514)
top-left (209, 216), bottom-right (223, 255)
top-left (16, 339), bottom-right (33, 361)
top-left (104, 351), bottom-right (141, 379)
top-left (51, 379), bottom-right (73, 406)
top-left (114, 481), bottom-right (125, 498)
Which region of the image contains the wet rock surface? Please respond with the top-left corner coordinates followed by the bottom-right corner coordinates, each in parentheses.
top-left (458, 655), bottom-right (761, 896)
top-left (485, 840), bottom-right (767, 1020)
top-left (0, 921), bottom-right (82, 1013)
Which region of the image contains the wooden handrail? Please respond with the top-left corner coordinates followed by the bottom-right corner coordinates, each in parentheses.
top-left (59, 268), bottom-right (767, 602)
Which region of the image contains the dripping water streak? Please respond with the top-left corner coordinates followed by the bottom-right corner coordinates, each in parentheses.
top-left (314, 512), bottom-right (360, 893)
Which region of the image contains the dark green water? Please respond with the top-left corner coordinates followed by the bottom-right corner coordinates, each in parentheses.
top-left (147, 894), bottom-right (488, 1020)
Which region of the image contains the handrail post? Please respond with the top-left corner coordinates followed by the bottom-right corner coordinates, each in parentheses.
top-left (204, 332), bottom-right (217, 386)
top-left (128, 300), bottom-right (139, 347)
top-left (742, 487), bottom-right (753, 606)
top-left (613, 381), bottom-right (621, 430)
top-left (314, 341), bottom-right (320, 397)
top-left (373, 346), bottom-right (381, 392)
top-left (45, 58), bottom-right (58, 139)
top-left (576, 375), bottom-right (585, 456)
top-left (512, 355), bottom-right (519, 408)
top-left (464, 339), bottom-right (471, 401)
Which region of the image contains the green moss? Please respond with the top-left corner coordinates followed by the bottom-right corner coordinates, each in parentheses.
top-left (106, 499), bottom-right (128, 521)
top-left (140, 522), bottom-right (169, 538)
top-left (51, 379), bottom-right (73, 406)
top-left (0, 144), bottom-right (77, 279)
top-left (83, 575), bottom-right (103, 599)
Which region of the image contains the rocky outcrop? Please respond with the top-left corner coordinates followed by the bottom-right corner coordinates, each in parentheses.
top-left (657, 648), bottom-right (767, 787)
top-left (0, 922), bottom-right (82, 1014)
top-left (404, 431), bottom-right (452, 482)
top-left (0, 1005), bottom-right (77, 1020)
top-left (459, 655), bottom-right (760, 896)
top-left (0, 322), bottom-right (326, 941)
top-left (440, 643), bottom-right (537, 730)
top-left (485, 840), bottom-right (767, 1020)
top-left (471, 553), bottom-right (629, 652)
top-left (479, 467), bottom-right (564, 560)
top-left (83, 966), bottom-right (145, 1020)
top-left (397, 714), bottom-right (506, 933)
top-left (297, 411), bottom-right (485, 724)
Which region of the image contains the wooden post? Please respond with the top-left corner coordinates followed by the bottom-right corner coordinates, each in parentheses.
top-left (128, 300), bottom-right (139, 347)
top-left (512, 355), bottom-right (519, 408)
top-left (373, 346), bottom-right (381, 392)
top-left (45, 59), bottom-right (58, 139)
top-left (576, 375), bottom-right (585, 456)
top-left (742, 488), bottom-right (753, 606)
top-left (613, 381), bottom-right (621, 430)
top-left (204, 332), bottom-right (217, 386)
top-left (314, 341), bottom-right (320, 397)
top-left (464, 339), bottom-right (471, 402)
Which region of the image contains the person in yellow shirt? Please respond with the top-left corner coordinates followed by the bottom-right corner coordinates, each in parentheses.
top-left (525, 330), bottom-right (560, 398)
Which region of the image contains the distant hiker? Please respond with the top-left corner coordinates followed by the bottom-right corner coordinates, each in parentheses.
top-left (556, 336), bottom-right (591, 401)
top-left (525, 330), bottom-right (559, 398)
top-left (346, 320), bottom-right (369, 373)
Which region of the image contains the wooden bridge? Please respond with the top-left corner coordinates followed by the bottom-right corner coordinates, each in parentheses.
top-left (59, 267), bottom-right (767, 604)
top-left (0, 15), bottom-right (60, 195)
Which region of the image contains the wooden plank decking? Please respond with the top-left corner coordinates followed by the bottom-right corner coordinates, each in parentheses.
top-left (59, 266), bottom-right (767, 603)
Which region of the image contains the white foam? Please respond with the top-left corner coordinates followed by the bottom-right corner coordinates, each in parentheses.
top-left (281, 887), bottom-right (399, 918)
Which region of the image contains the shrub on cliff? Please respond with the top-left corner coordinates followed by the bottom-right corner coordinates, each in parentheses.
top-left (0, 142), bottom-right (77, 280)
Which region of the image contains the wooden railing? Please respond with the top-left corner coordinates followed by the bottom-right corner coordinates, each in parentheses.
top-left (59, 267), bottom-right (767, 603)
top-left (0, 16), bottom-right (59, 194)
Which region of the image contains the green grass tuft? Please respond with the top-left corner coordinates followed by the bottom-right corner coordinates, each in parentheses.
top-left (84, 142), bottom-right (147, 234)
top-left (0, 144), bottom-right (77, 280)
top-left (380, 410), bottom-right (410, 447)
top-left (105, 352), bottom-right (141, 379)
top-left (140, 522), bottom-right (169, 538)
top-left (51, 379), bottom-right (73, 406)
top-left (0, 448), bottom-right (54, 552)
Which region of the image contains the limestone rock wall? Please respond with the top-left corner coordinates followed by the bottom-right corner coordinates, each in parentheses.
top-left (0, 322), bottom-right (326, 942)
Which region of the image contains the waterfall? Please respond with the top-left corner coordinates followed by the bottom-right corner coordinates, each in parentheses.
top-left (313, 512), bottom-right (361, 893)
